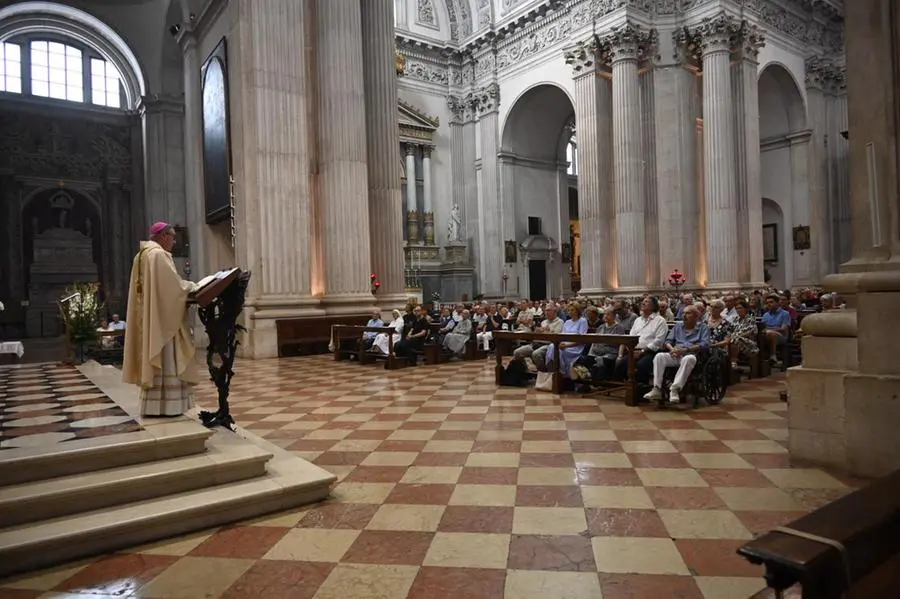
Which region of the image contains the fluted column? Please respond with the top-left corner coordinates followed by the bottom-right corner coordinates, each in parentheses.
top-left (316, 0), bottom-right (373, 310)
top-left (405, 145), bottom-right (419, 243)
top-left (361, 0), bottom-right (405, 304)
top-left (829, 90), bottom-right (850, 264)
top-left (565, 40), bottom-right (614, 294)
top-left (605, 23), bottom-right (651, 290)
top-left (640, 68), bottom-right (660, 288)
top-left (463, 93), bottom-right (479, 264)
top-left (698, 14), bottom-right (739, 287)
top-left (139, 95), bottom-right (186, 226)
top-left (447, 95), bottom-right (468, 248)
top-left (422, 146), bottom-right (434, 245)
top-left (175, 27), bottom-right (207, 278)
top-left (732, 22), bottom-right (765, 286)
top-left (476, 83), bottom-right (502, 297)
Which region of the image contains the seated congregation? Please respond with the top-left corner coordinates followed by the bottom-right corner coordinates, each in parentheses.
top-left (326, 285), bottom-right (829, 407)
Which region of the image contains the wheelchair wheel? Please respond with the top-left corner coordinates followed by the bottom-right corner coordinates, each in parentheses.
top-left (702, 352), bottom-right (728, 405)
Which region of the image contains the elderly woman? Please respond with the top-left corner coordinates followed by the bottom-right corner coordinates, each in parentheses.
top-left (544, 302), bottom-right (589, 378)
top-left (372, 309), bottom-right (404, 355)
top-left (443, 309), bottom-right (472, 356)
top-left (584, 305), bottom-right (602, 332)
top-left (706, 299), bottom-right (732, 355)
top-left (728, 298), bottom-right (760, 368)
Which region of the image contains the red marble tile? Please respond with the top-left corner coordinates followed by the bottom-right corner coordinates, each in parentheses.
top-left (523, 412), bottom-right (564, 421)
top-left (586, 508), bottom-right (668, 537)
top-left (742, 453), bottom-right (793, 469)
top-left (698, 468), bottom-right (776, 487)
top-left (519, 452), bottom-right (576, 468)
top-left (599, 574), bottom-right (703, 599)
top-left (676, 539), bottom-right (764, 577)
top-left (670, 440), bottom-right (733, 453)
top-left (709, 428), bottom-right (770, 440)
top-left (565, 420), bottom-right (612, 430)
top-left (437, 506), bottom-right (514, 533)
top-left (299, 502), bottom-right (380, 529)
top-left (613, 429), bottom-right (667, 441)
top-left (507, 534), bottom-right (596, 572)
top-left (431, 429), bottom-right (479, 441)
top-left (412, 452), bottom-right (469, 466)
top-left (627, 452), bottom-right (691, 468)
top-left (345, 428), bottom-right (394, 440)
top-left (220, 560), bottom-right (334, 599)
top-left (385, 484), bottom-right (457, 505)
top-left (646, 487), bottom-right (728, 510)
top-left (446, 413), bottom-right (484, 421)
top-left (457, 466), bottom-right (519, 485)
top-left (319, 421), bottom-right (361, 430)
top-left (0, 589), bottom-right (42, 598)
top-left (285, 439), bottom-right (339, 452)
top-left (400, 420), bottom-right (443, 430)
top-left (733, 510), bottom-right (808, 536)
top-left (312, 452), bottom-right (371, 467)
top-left (577, 468), bottom-right (643, 487)
top-left (653, 419), bottom-right (701, 429)
top-left (190, 526), bottom-right (290, 559)
top-left (377, 440), bottom-right (428, 452)
top-left (521, 430), bottom-right (570, 441)
top-left (54, 553), bottom-right (179, 595)
top-left (407, 566), bottom-right (506, 599)
top-left (515, 485), bottom-right (583, 507)
top-left (570, 441), bottom-right (622, 453)
top-left (340, 530), bottom-right (434, 565)
top-left (471, 440), bottom-right (522, 453)
top-left (342, 466), bottom-right (409, 483)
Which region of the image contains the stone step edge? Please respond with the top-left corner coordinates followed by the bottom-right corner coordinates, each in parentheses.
top-left (0, 462), bottom-right (334, 578)
top-left (0, 442), bottom-right (273, 528)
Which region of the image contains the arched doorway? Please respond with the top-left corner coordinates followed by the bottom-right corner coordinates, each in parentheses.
top-left (500, 84), bottom-right (576, 300)
top-left (758, 63), bottom-right (807, 288)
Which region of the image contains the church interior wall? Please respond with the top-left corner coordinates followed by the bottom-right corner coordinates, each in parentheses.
top-left (396, 0), bottom-right (452, 42)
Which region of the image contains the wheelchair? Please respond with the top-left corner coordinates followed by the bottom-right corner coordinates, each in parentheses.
top-left (657, 348), bottom-right (729, 409)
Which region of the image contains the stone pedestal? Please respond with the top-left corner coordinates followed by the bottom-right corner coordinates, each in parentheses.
top-left (443, 243), bottom-right (468, 265)
top-left (439, 264), bottom-right (476, 303)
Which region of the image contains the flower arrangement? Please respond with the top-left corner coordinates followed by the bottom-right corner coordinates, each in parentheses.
top-left (431, 291), bottom-right (441, 302)
top-left (667, 269), bottom-right (685, 290)
top-left (370, 273), bottom-right (381, 295)
top-left (60, 282), bottom-right (104, 349)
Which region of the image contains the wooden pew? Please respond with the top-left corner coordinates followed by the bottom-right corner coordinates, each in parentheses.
top-left (277, 315), bottom-right (368, 357)
top-left (737, 469), bottom-right (900, 599)
top-left (88, 330), bottom-right (125, 365)
top-left (331, 324), bottom-right (407, 370)
top-left (424, 322), bottom-right (485, 364)
top-left (492, 330), bottom-right (640, 405)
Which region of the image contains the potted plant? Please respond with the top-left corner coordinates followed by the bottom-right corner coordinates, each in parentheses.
top-left (60, 282), bottom-right (104, 363)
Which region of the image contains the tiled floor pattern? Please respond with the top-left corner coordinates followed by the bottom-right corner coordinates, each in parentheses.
top-left (0, 362), bottom-right (142, 450)
top-left (0, 355), bottom-right (865, 598)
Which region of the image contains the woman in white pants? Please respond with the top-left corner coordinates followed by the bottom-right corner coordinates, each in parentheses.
top-left (372, 310), bottom-right (404, 355)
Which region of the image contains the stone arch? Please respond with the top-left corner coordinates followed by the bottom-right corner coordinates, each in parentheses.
top-left (0, 1), bottom-right (147, 108)
top-left (499, 83), bottom-right (576, 299)
top-left (758, 62), bottom-right (809, 289)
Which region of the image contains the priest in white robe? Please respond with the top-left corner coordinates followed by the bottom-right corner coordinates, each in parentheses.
top-left (122, 222), bottom-right (200, 416)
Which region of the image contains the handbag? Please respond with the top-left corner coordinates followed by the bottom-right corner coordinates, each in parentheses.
top-left (534, 371), bottom-right (554, 391)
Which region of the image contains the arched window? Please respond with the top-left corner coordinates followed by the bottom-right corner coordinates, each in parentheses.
top-left (0, 35), bottom-right (124, 108)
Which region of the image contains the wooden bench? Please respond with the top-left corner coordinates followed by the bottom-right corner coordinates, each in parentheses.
top-left (492, 330), bottom-right (640, 405)
top-left (737, 469), bottom-right (900, 599)
top-left (331, 324), bottom-right (408, 370)
top-left (277, 315), bottom-right (368, 357)
top-left (423, 323), bottom-right (485, 364)
top-left (88, 330), bottom-right (125, 365)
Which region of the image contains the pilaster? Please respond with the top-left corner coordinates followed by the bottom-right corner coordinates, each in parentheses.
top-left (138, 94), bottom-right (186, 228)
top-left (564, 39), bottom-right (614, 295)
top-left (463, 93), bottom-right (479, 279)
top-left (476, 82), bottom-right (502, 298)
top-left (640, 67), bottom-right (660, 289)
top-left (361, 0), bottom-right (406, 307)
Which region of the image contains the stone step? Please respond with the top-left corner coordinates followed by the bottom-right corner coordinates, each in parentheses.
top-left (0, 444), bottom-right (335, 578)
top-left (0, 421), bottom-right (213, 486)
top-left (0, 440), bottom-right (273, 527)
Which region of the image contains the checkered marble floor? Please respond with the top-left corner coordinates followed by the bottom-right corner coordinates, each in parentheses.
top-left (0, 355), bottom-right (867, 598)
top-left (0, 363), bottom-right (142, 450)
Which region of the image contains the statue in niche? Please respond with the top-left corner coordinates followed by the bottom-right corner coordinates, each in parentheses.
top-left (84, 217), bottom-right (92, 237)
top-left (448, 203), bottom-right (462, 243)
top-left (58, 209), bottom-right (69, 229)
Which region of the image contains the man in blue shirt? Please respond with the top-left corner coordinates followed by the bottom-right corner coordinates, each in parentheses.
top-left (644, 305), bottom-right (710, 404)
top-left (761, 294), bottom-right (792, 365)
top-left (362, 310), bottom-right (384, 350)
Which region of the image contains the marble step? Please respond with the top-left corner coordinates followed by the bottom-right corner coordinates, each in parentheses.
top-left (0, 421), bottom-right (213, 486)
top-left (0, 441), bottom-right (273, 527)
top-left (0, 437), bottom-right (337, 578)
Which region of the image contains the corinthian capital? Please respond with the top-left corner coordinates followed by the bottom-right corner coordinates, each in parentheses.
top-left (598, 21), bottom-right (657, 66)
top-left (563, 39), bottom-right (599, 76)
top-left (735, 21), bottom-right (765, 60)
top-left (695, 12), bottom-right (740, 56)
top-left (476, 82), bottom-right (500, 115)
top-left (805, 56), bottom-right (846, 93)
top-left (447, 95), bottom-right (466, 123)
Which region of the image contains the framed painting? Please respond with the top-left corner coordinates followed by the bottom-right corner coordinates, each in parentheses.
top-left (763, 223), bottom-right (778, 262)
top-left (201, 37), bottom-right (233, 224)
top-left (504, 240), bottom-right (517, 264)
top-left (793, 225), bottom-right (811, 250)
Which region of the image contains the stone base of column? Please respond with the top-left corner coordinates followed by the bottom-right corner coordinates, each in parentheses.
top-left (238, 297), bottom-right (326, 359)
top-left (407, 210), bottom-right (419, 244)
top-left (320, 292), bottom-right (378, 316)
top-left (423, 212), bottom-right (435, 246)
top-left (374, 292), bottom-right (410, 311)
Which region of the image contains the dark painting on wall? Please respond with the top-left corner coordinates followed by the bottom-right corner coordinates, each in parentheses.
top-left (201, 38), bottom-right (232, 224)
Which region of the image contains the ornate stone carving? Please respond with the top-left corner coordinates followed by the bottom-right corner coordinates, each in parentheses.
top-left (734, 20), bottom-right (766, 59)
top-left (404, 60), bottom-right (449, 85)
top-left (423, 211), bottom-right (435, 246)
top-left (672, 27), bottom-right (702, 63)
top-left (597, 21), bottom-right (657, 65)
top-left (563, 39), bottom-right (598, 76)
top-left (445, 0), bottom-right (473, 41)
top-left (463, 92), bottom-right (479, 122)
top-left (805, 56), bottom-right (846, 93)
top-left (476, 0), bottom-right (491, 29)
top-left (447, 95), bottom-right (466, 123)
top-left (415, 0), bottom-right (437, 28)
top-left (695, 12), bottom-right (740, 56)
top-left (475, 83), bottom-right (500, 115)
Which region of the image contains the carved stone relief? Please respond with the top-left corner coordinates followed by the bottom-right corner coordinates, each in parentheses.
top-left (416, 0), bottom-right (437, 28)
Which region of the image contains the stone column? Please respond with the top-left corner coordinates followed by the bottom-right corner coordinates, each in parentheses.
top-left (732, 22), bottom-right (765, 286)
top-left (656, 30), bottom-right (700, 288)
top-left (806, 57), bottom-right (832, 279)
top-left (422, 146), bottom-right (435, 245)
top-left (498, 153), bottom-right (518, 297)
top-left (698, 13), bottom-right (739, 288)
top-left (405, 144), bottom-right (419, 243)
top-left (640, 68), bottom-right (660, 288)
top-left (361, 0), bottom-right (405, 306)
top-left (605, 23), bottom-right (651, 290)
top-left (175, 26), bottom-right (207, 278)
top-left (829, 88), bottom-right (851, 265)
top-left (316, 0), bottom-right (373, 312)
top-left (565, 39), bottom-right (614, 294)
top-left (447, 95), bottom-right (467, 245)
top-left (476, 83), bottom-right (502, 298)
top-left (139, 94), bottom-right (186, 226)
top-left (789, 133), bottom-right (812, 284)
top-left (463, 93), bottom-right (480, 267)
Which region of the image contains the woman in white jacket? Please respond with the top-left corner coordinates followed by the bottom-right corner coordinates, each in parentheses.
top-left (372, 309), bottom-right (404, 355)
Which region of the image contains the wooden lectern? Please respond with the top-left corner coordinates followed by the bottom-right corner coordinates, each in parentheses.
top-left (189, 268), bottom-right (251, 431)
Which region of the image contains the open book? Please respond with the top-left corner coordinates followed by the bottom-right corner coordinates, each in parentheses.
top-left (195, 267), bottom-right (240, 291)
